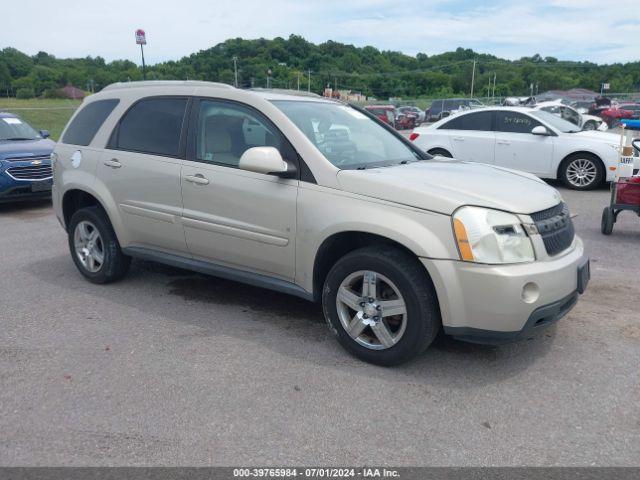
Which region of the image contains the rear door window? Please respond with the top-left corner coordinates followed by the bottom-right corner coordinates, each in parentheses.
top-left (62, 99), bottom-right (119, 146)
top-left (110, 97), bottom-right (187, 157)
top-left (438, 111), bottom-right (493, 131)
top-left (495, 111), bottom-right (542, 134)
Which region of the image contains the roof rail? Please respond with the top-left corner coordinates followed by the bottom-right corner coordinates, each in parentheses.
top-left (102, 80), bottom-right (235, 91)
top-left (249, 88), bottom-right (322, 98)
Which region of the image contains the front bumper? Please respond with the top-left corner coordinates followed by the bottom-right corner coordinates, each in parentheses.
top-left (0, 181), bottom-right (52, 203)
top-left (422, 236), bottom-right (587, 343)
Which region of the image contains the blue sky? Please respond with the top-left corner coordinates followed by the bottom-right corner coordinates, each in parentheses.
top-left (4, 0), bottom-right (640, 64)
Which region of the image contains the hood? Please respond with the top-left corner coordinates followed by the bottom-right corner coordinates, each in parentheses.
top-left (582, 114), bottom-right (603, 123)
top-left (337, 160), bottom-right (562, 216)
top-left (0, 138), bottom-right (55, 160)
top-left (570, 130), bottom-right (619, 144)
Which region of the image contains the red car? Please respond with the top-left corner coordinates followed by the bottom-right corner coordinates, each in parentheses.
top-left (364, 105), bottom-right (417, 130)
top-left (599, 104), bottom-right (638, 128)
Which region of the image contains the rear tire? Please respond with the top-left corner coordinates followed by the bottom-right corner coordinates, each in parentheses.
top-left (559, 153), bottom-right (605, 190)
top-left (428, 148), bottom-right (453, 158)
top-left (601, 207), bottom-right (614, 235)
top-left (322, 246), bottom-right (440, 366)
top-left (68, 206), bottom-right (130, 284)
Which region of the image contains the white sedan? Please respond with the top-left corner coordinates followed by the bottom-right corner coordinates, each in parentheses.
top-left (410, 107), bottom-right (638, 190)
top-left (533, 101), bottom-right (607, 131)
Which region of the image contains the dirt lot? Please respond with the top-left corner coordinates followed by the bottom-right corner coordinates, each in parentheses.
top-left (0, 184), bottom-right (638, 466)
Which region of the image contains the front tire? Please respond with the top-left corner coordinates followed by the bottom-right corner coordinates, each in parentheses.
top-left (583, 121), bottom-right (596, 131)
top-left (68, 206), bottom-right (130, 284)
top-left (559, 154), bottom-right (604, 190)
top-left (322, 246), bottom-right (440, 366)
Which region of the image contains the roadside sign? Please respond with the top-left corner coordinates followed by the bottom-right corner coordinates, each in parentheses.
top-left (135, 29), bottom-right (147, 45)
top-left (603, 83), bottom-right (610, 90)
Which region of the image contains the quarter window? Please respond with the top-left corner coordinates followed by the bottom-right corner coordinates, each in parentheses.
top-left (438, 111), bottom-right (493, 131)
top-left (112, 97), bottom-right (187, 157)
top-left (62, 99), bottom-right (119, 146)
top-left (495, 111), bottom-right (542, 134)
top-left (195, 100), bottom-right (288, 168)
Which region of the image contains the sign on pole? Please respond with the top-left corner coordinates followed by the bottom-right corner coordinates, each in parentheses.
top-left (603, 83), bottom-right (610, 91)
top-left (135, 29), bottom-right (147, 45)
top-left (135, 29), bottom-right (147, 80)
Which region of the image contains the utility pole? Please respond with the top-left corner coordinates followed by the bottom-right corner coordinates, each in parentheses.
top-left (232, 56), bottom-right (238, 87)
top-left (308, 69), bottom-right (311, 92)
top-left (297, 72), bottom-right (300, 91)
top-left (492, 74), bottom-right (496, 103)
top-left (470, 59), bottom-right (476, 98)
top-left (140, 44), bottom-right (146, 80)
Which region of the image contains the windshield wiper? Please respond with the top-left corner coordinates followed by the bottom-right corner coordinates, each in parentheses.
top-left (4, 137), bottom-right (36, 141)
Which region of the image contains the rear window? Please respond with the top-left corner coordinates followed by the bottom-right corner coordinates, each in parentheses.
top-left (61, 99), bottom-right (119, 146)
top-left (439, 111), bottom-right (493, 131)
top-left (110, 97), bottom-right (187, 157)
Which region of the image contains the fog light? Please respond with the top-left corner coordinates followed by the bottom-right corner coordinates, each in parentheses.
top-left (522, 282), bottom-right (540, 304)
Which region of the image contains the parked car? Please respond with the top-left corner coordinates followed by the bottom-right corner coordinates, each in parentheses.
top-left (502, 96), bottom-right (536, 107)
top-left (365, 105), bottom-right (416, 130)
top-left (410, 107), bottom-right (640, 190)
top-left (53, 81), bottom-right (589, 365)
top-left (599, 105), bottom-right (636, 128)
top-left (618, 104), bottom-right (640, 121)
top-left (425, 98), bottom-right (484, 121)
top-left (534, 101), bottom-right (607, 131)
top-left (398, 106), bottom-right (425, 124)
top-left (363, 105), bottom-right (396, 127)
top-left (0, 112), bottom-right (55, 203)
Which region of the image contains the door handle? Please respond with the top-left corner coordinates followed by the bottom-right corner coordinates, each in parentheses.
top-left (452, 136), bottom-right (465, 141)
top-left (497, 140), bottom-right (510, 145)
top-left (103, 159), bottom-right (122, 169)
top-left (184, 174), bottom-right (210, 185)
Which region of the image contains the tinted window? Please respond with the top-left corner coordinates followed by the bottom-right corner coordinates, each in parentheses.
top-left (114, 97), bottom-right (187, 156)
top-left (495, 111), bottom-right (542, 133)
top-left (62, 99), bottom-right (119, 146)
top-left (195, 100), bottom-right (288, 168)
top-left (439, 111), bottom-right (493, 131)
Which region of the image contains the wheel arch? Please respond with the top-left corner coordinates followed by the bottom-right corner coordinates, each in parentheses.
top-left (311, 231), bottom-right (437, 302)
top-left (557, 150), bottom-right (606, 180)
top-left (61, 187), bottom-right (125, 244)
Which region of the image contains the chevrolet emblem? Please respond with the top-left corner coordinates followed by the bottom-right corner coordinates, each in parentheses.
top-left (31, 160), bottom-right (42, 165)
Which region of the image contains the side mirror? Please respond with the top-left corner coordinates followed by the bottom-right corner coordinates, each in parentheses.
top-left (239, 146), bottom-right (292, 177)
top-left (39, 130), bottom-right (50, 139)
top-left (531, 125), bottom-right (551, 136)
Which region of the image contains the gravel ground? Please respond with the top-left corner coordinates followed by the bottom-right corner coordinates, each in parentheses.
top-left (0, 183), bottom-right (639, 466)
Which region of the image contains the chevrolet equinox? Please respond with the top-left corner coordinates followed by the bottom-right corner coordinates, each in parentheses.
top-left (52, 81), bottom-right (590, 365)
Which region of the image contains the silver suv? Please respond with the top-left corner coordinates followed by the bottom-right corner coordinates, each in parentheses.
top-left (52, 81), bottom-right (589, 365)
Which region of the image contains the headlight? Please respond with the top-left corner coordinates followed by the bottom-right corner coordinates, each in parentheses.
top-left (452, 206), bottom-right (535, 264)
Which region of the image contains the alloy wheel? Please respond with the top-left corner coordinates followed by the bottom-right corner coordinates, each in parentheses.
top-left (73, 220), bottom-right (105, 273)
top-left (566, 158), bottom-right (598, 188)
top-left (335, 270), bottom-right (407, 350)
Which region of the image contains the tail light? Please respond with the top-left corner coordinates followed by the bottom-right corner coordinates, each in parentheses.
top-left (408, 132), bottom-right (420, 142)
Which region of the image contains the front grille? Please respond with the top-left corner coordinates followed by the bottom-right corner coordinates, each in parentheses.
top-left (532, 203), bottom-right (575, 256)
top-left (6, 164), bottom-right (53, 180)
top-left (5, 155), bottom-right (50, 163)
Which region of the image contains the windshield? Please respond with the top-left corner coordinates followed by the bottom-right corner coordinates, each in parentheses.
top-left (529, 110), bottom-right (580, 133)
top-left (0, 116), bottom-right (40, 141)
top-left (272, 100), bottom-right (421, 169)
